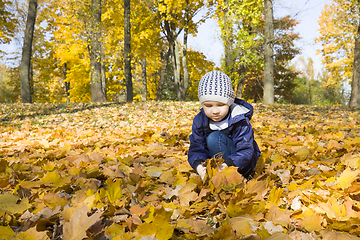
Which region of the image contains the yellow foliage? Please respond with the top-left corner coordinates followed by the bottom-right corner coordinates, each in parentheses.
top-left (316, 0), bottom-right (357, 87)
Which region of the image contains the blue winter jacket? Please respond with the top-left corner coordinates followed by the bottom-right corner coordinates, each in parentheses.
top-left (188, 98), bottom-right (261, 177)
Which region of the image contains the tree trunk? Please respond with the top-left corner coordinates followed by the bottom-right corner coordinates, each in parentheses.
top-left (90, 0), bottom-right (107, 102)
top-left (64, 63), bottom-right (70, 102)
top-left (157, 49), bottom-right (170, 100)
top-left (263, 0), bottom-right (275, 104)
top-left (181, 0), bottom-right (189, 101)
top-left (170, 37), bottom-right (181, 100)
top-left (101, 45), bottom-right (107, 98)
top-left (235, 65), bottom-right (246, 98)
top-left (164, 20), bottom-right (182, 101)
top-left (20, 0), bottom-right (37, 103)
top-left (350, 7), bottom-right (360, 108)
top-left (222, 0), bottom-right (234, 74)
top-left (124, 0), bottom-right (133, 102)
top-left (141, 58), bottom-right (147, 101)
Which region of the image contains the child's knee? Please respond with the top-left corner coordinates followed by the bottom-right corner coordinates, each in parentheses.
top-left (206, 131), bottom-right (223, 148)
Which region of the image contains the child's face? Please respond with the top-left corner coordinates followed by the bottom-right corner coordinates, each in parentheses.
top-left (202, 101), bottom-right (229, 122)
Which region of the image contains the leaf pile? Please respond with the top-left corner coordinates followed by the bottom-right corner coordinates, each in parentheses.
top-left (0, 102), bottom-right (360, 240)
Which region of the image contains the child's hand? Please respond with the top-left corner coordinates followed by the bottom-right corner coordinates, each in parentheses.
top-left (218, 163), bottom-right (227, 172)
top-left (196, 165), bottom-right (206, 180)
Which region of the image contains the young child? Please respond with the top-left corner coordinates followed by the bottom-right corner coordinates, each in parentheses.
top-left (188, 70), bottom-right (261, 179)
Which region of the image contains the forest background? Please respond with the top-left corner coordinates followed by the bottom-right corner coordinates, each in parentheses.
top-left (0, 0), bottom-right (359, 106)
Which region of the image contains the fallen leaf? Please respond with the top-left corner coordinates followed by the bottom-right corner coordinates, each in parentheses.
top-left (0, 193), bottom-right (31, 214)
top-left (63, 205), bottom-right (103, 240)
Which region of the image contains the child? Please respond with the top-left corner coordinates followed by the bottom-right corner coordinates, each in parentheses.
top-left (188, 70), bottom-right (261, 179)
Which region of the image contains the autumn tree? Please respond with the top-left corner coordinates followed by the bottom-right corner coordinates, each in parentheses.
top-left (20, 0), bottom-right (38, 103)
top-left (316, 0), bottom-right (359, 107)
top-left (158, 0), bottom-right (208, 101)
top-left (0, 0), bottom-right (18, 47)
top-left (217, 0), bottom-right (236, 92)
top-left (216, 0), bottom-right (299, 103)
top-left (216, 0), bottom-right (263, 98)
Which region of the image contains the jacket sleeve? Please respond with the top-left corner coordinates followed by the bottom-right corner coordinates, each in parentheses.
top-left (188, 115), bottom-right (211, 171)
top-left (225, 118), bottom-right (257, 173)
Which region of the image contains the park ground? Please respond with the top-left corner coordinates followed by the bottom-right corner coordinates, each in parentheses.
top-left (0, 101), bottom-right (360, 239)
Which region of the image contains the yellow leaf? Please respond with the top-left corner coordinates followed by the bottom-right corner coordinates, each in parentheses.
top-left (303, 214), bottom-right (323, 232)
top-left (106, 178), bottom-right (123, 203)
top-left (229, 217), bottom-right (256, 236)
top-left (226, 204), bottom-right (245, 217)
top-left (137, 209), bottom-right (174, 240)
top-left (137, 222), bottom-right (157, 236)
top-left (15, 227), bottom-right (50, 240)
top-left (178, 182), bottom-right (198, 206)
top-left (267, 232), bottom-right (292, 240)
top-left (41, 170), bottom-right (71, 187)
top-left (0, 193), bottom-right (31, 214)
top-left (211, 166), bottom-right (243, 189)
top-left (176, 219), bottom-right (213, 235)
top-left (343, 155), bottom-right (360, 169)
top-left (43, 193), bottom-right (68, 210)
top-left (320, 230), bottom-right (360, 240)
top-left (145, 166), bottom-right (167, 178)
top-left (154, 214), bottom-right (175, 240)
top-left (0, 226), bottom-right (15, 240)
top-left (63, 205), bottom-right (103, 240)
top-left (296, 147), bottom-right (310, 160)
top-left (268, 187), bottom-right (283, 205)
top-left (265, 206), bottom-right (291, 226)
top-left (105, 223), bottom-right (126, 238)
top-left (337, 168), bottom-right (360, 190)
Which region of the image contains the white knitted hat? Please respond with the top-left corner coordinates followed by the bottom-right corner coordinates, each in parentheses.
top-left (198, 71), bottom-right (235, 105)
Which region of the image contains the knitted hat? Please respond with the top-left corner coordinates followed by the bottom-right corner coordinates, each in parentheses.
top-left (198, 71), bottom-right (235, 105)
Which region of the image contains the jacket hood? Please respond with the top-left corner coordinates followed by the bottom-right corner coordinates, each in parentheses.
top-left (230, 98), bottom-right (254, 120)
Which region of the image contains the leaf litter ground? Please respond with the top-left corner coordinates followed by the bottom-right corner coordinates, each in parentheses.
top-left (0, 101), bottom-right (360, 240)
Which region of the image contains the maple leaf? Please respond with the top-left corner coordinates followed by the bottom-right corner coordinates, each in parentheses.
top-left (265, 206), bottom-right (291, 227)
top-left (14, 227), bottom-right (50, 240)
top-left (303, 214), bottom-right (323, 232)
top-left (62, 205), bottom-right (103, 240)
top-left (178, 182), bottom-right (198, 206)
top-left (176, 219), bottom-right (214, 236)
top-left (229, 216), bottom-right (256, 236)
top-left (320, 230), bottom-right (360, 240)
top-left (106, 178), bottom-right (123, 203)
top-left (43, 193), bottom-right (68, 209)
top-left (0, 193), bottom-right (31, 214)
top-left (211, 166), bottom-right (243, 189)
top-left (0, 226), bottom-right (15, 240)
top-left (337, 168), bottom-right (360, 190)
top-left (40, 170), bottom-right (72, 187)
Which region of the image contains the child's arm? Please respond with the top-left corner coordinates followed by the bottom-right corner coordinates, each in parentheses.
top-left (225, 118), bottom-right (258, 174)
top-left (188, 118), bottom-right (211, 172)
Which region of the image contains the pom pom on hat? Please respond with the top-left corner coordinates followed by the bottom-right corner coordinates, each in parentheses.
top-left (198, 71), bottom-right (235, 105)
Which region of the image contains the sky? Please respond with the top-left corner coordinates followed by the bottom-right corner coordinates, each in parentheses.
top-left (188, 0), bottom-right (334, 75)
